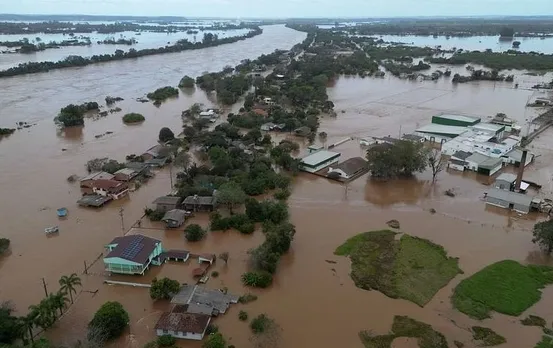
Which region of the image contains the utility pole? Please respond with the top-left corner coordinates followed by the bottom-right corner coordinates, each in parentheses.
top-left (41, 278), bottom-right (49, 298)
top-left (169, 163), bottom-right (173, 190)
top-left (119, 207), bottom-right (125, 233)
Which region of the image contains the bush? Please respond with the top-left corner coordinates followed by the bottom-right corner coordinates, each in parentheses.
top-left (273, 189), bottom-right (291, 201)
top-left (0, 238), bottom-right (10, 255)
top-left (250, 314), bottom-right (273, 334)
top-left (157, 335), bottom-right (176, 347)
top-left (88, 301), bottom-right (129, 340)
top-left (202, 333), bottom-right (225, 348)
top-left (159, 127), bottom-right (175, 143)
top-left (206, 323), bottom-right (219, 335)
top-left (210, 213), bottom-right (254, 234)
top-left (185, 224), bottom-right (206, 242)
top-left (147, 86), bottom-right (178, 101)
top-left (178, 75), bottom-right (195, 88)
top-left (150, 277), bottom-right (180, 300)
top-left (521, 315), bottom-right (546, 327)
top-left (122, 113), bottom-right (145, 123)
top-left (145, 208), bottom-right (165, 221)
top-left (241, 271), bottom-right (273, 288)
top-left (472, 326), bottom-right (506, 346)
top-left (239, 310), bottom-right (248, 321)
top-left (238, 293), bottom-right (258, 303)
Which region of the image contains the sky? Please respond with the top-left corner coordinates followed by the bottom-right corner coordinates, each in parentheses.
top-left (2, 0), bottom-right (553, 18)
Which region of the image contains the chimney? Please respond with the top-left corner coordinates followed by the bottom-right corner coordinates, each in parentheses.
top-left (514, 150), bottom-right (528, 192)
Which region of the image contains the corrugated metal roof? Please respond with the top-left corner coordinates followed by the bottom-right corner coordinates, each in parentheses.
top-left (487, 188), bottom-right (533, 207)
top-left (435, 114), bottom-right (481, 123)
top-left (496, 173), bottom-right (517, 183)
top-left (301, 150), bottom-right (340, 166)
top-left (416, 124), bottom-right (468, 136)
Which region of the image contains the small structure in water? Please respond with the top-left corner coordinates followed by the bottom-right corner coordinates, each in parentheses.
top-left (56, 207), bottom-right (68, 217)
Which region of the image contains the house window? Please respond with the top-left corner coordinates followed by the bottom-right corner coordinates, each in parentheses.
top-left (163, 329), bottom-right (169, 334)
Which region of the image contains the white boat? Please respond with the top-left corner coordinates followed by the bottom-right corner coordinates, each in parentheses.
top-left (44, 226), bottom-right (59, 234)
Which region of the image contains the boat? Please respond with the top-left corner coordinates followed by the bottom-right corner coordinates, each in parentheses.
top-left (44, 226), bottom-right (59, 234)
top-left (57, 207), bottom-right (68, 217)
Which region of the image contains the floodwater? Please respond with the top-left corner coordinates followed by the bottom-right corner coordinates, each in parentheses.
top-left (377, 34), bottom-right (553, 53)
top-left (1, 24), bottom-right (553, 348)
top-left (0, 28), bottom-right (251, 70)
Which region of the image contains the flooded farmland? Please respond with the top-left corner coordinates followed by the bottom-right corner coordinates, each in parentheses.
top-left (1, 24), bottom-right (553, 348)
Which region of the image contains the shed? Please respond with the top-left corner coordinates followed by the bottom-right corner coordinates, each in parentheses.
top-left (494, 173), bottom-right (517, 191)
top-left (431, 114), bottom-right (481, 127)
top-left (153, 196), bottom-right (182, 212)
top-left (448, 150), bottom-right (472, 172)
top-left (327, 157), bottom-right (368, 180)
top-left (485, 188), bottom-right (533, 214)
top-left (162, 209), bottom-right (187, 228)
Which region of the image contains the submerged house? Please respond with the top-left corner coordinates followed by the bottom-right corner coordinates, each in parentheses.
top-left (327, 157), bottom-right (368, 180)
top-left (155, 308), bottom-right (211, 341)
top-left (153, 196), bottom-right (182, 213)
top-left (114, 168), bottom-right (139, 182)
top-left (171, 284), bottom-right (239, 316)
top-left (103, 235), bottom-right (163, 275)
top-left (80, 172), bottom-right (115, 188)
top-left (182, 195), bottom-right (217, 212)
top-left (485, 188), bottom-right (533, 214)
top-left (162, 209), bottom-right (187, 228)
top-left (88, 180), bottom-right (129, 199)
top-left (448, 150), bottom-right (473, 172)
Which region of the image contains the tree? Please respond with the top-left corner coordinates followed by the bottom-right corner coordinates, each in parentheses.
top-left (178, 75), bottom-right (195, 88)
top-left (28, 299), bottom-right (56, 330)
top-left (0, 302), bottom-right (20, 344)
top-left (18, 313), bottom-right (36, 344)
top-left (0, 238), bottom-right (10, 255)
top-left (150, 277), bottom-right (181, 300)
top-left (219, 252), bottom-right (229, 264)
top-left (88, 301), bottom-right (129, 340)
top-left (158, 127), bottom-right (175, 143)
top-left (173, 151), bottom-right (191, 169)
top-left (49, 291), bottom-right (69, 317)
top-left (184, 224), bottom-right (206, 242)
top-left (428, 149), bottom-right (445, 182)
top-left (217, 181), bottom-right (246, 214)
top-left (241, 271), bottom-right (273, 288)
top-left (122, 113), bottom-right (145, 124)
top-left (532, 220), bottom-right (553, 254)
top-left (499, 27), bottom-right (515, 38)
top-left (59, 273), bottom-right (82, 304)
top-left (366, 140), bottom-right (427, 178)
top-left (202, 333), bottom-right (226, 348)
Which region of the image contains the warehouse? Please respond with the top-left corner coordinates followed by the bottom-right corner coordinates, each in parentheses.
top-left (431, 114), bottom-right (481, 127)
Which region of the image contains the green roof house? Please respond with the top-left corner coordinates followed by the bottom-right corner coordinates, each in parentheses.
top-left (104, 235), bottom-right (163, 275)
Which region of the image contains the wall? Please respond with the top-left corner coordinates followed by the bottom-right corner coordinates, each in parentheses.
top-left (155, 329), bottom-right (203, 341)
top-left (494, 179), bottom-right (512, 191)
top-left (448, 163), bottom-right (465, 172)
top-left (301, 157), bottom-right (340, 173)
top-left (487, 163), bottom-right (502, 176)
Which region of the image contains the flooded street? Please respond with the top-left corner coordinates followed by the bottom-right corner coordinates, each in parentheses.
top-left (1, 24), bottom-right (553, 348)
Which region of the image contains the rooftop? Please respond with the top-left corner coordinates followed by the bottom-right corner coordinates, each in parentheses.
top-left (451, 150), bottom-right (473, 160)
top-left (496, 173), bottom-right (518, 183)
top-left (401, 134), bottom-right (424, 142)
top-left (466, 152), bottom-right (495, 165)
top-left (329, 157), bottom-right (368, 176)
top-left (90, 179), bottom-right (127, 190)
top-left (77, 195), bottom-right (111, 207)
top-left (183, 196), bottom-right (215, 205)
top-left (171, 285), bottom-right (239, 314)
top-left (154, 311), bottom-right (211, 334)
top-left (105, 234), bottom-right (160, 265)
top-left (434, 114), bottom-right (481, 123)
top-left (114, 168), bottom-right (137, 176)
top-left (144, 144), bottom-right (164, 157)
top-left (162, 209), bottom-right (187, 222)
top-left (487, 188), bottom-right (533, 207)
top-left (80, 171), bottom-right (114, 182)
top-left (301, 150), bottom-right (341, 167)
top-left (470, 123), bottom-right (505, 134)
top-left (153, 195), bottom-right (181, 205)
top-left (416, 124), bottom-right (468, 137)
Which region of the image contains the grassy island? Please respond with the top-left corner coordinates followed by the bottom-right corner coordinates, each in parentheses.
top-left (452, 260), bottom-right (553, 319)
top-left (122, 113), bottom-right (145, 124)
top-left (335, 230), bottom-right (461, 306)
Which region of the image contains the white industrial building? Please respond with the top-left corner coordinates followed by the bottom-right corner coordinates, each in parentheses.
top-left (300, 150), bottom-right (341, 173)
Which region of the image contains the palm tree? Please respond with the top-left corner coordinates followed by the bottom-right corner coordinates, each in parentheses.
top-left (59, 273), bottom-right (81, 304)
top-left (49, 291), bottom-right (69, 317)
top-left (18, 313), bottom-right (36, 344)
top-left (29, 299), bottom-right (56, 329)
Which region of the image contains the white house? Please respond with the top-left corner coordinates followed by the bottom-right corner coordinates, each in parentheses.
top-left (155, 311), bottom-right (211, 341)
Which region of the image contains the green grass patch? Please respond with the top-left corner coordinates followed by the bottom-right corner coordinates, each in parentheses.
top-left (335, 230), bottom-right (461, 306)
top-left (521, 315), bottom-right (547, 327)
top-left (536, 335), bottom-right (553, 348)
top-left (472, 326), bottom-right (506, 346)
top-left (452, 260), bottom-right (553, 319)
top-left (359, 315), bottom-right (448, 348)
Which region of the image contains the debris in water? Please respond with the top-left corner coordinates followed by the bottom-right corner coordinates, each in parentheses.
top-left (445, 188), bottom-right (456, 197)
top-left (429, 208), bottom-right (437, 214)
top-left (325, 259), bottom-right (337, 264)
top-left (387, 219), bottom-right (400, 229)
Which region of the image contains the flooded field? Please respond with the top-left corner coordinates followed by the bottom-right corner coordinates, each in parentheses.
top-left (1, 24), bottom-right (553, 348)
top-left (377, 34), bottom-right (553, 53)
top-left (0, 28), bottom-right (251, 70)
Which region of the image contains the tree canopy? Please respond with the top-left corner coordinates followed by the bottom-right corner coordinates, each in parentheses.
top-left (217, 181), bottom-right (247, 214)
top-left (159, 127), bottom-right (175, 143)
top-left (178, 75), bottom-right (195, 88)
top-left (366, 140), bottom-right (428, 178)
top-left (150, 277), bottom-right (181, 300)
top-left (88, 301), bottom-right (129, 340)
top-left (0, 238), bottom-right (10, 255)
top-left (532, 220), bottom-right (553, 254)
top-left (184, 224), bottom-right (206, 242)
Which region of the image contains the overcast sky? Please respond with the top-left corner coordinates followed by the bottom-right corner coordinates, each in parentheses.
top-left (3, 0), bottom-right (553, 18)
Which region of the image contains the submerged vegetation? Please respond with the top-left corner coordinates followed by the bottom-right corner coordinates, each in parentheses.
top-left (54, 102), bottom-right (99, 127)
top-left (452, 260), bottom-right (553, 319)
top-left (0, 28), bottom-right (263, 78)
top-left (122, 113), bottom-right (145, 124)
top-left (335, 230), bottom-right (461, 306)
top-left (147, 86), bottom-right (179, 102)
top-left (359, 315), bottom-right (448, 348)
top-left (427, 51), bottom-right (553, 71)
top-left (471, 326), bottom-right (506, 346)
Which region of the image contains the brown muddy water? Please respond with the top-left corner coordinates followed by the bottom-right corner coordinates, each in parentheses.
top-left (1, 26), bottom-right (553, 347)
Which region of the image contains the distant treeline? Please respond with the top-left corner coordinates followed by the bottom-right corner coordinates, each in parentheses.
top-left (345, 18), bottom-right (553, 37)
top-left (0, 21), bottom-right (259, 34)
top-left (0, 28), bottom-right (262, 78)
